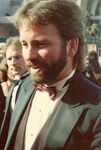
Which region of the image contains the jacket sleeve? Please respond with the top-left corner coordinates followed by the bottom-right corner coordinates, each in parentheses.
top-left (91, 113), bottom-right (101, 150)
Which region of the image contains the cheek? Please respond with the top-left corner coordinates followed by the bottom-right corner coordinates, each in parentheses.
top-left (22, 48), bottom-right (26, 58)
top-left (7, 61), bottom-right (11, 67)
top-left (38, 48), bottom-right (59, 64)
top-left (19, 59), bottom-right (25, 65)
top-left (38, 50), bottom-right (53, 65)
top-left (38, 49), bottom-right (48, 58)
top-left (22, 50), bottom-right (29, 61)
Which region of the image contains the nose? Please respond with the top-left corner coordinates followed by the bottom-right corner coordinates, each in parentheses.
top-left (11, 58), bottom-right (16, 66)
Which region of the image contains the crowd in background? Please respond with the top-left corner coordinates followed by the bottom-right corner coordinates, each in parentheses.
top-left (0, 36), bottom-right (27, 128)
top-left (83, 50), bottom-right (101, 87)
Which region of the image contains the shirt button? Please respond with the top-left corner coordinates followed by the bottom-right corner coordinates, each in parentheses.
top-left (31, 133), bottom-right (33, 136)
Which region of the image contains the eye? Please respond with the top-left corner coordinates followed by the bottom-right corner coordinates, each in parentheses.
top-left (7, 57), bottom-right (12, 61)
top-left (15, 56), bottom-right (21, 59)
top-left (34, 41), bottom-right (49, 49)
top-left (21, 42), bottom-right (28, 49)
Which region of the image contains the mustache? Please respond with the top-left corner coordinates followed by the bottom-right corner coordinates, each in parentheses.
top-left (26, 58), bottom-right (48, 68)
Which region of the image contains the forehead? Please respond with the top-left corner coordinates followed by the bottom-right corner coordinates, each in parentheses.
top-left (20, 23), bottom-right (61, 41)
top-left (6, 45), bottom-right (22, 57)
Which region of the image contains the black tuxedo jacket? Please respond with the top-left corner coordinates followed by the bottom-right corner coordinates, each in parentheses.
top-left (2, 72), bottom-right (101, 150)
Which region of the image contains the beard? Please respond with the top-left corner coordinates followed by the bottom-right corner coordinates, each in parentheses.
top-left (26, 43), bottom-right (67, 84)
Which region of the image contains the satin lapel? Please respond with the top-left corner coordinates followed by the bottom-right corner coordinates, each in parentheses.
top-left (9, 77), bottom-right (34, 131)
top-left (42, 101), bottom-right (85, 149)
top-left (10, 86), bottom-right (34, 129)
top-left (5, 80), bottom-right (35, 149)
top-left (4, 83), bottom-right (15, 115)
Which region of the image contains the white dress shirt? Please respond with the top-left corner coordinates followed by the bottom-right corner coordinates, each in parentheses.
top-left (11, 83), bottom-right (20, 110)
top-left (11, 72), bottom-right (29, 110)
top-left (25, 69), bottom-right (75, 150)
top-left (11, 77), bottom-right (21, 111)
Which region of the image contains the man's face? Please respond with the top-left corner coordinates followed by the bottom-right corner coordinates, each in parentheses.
top-left (6, 46), bottom-right (27, 77)
top-left (20, 23), bottom-right (72, 84)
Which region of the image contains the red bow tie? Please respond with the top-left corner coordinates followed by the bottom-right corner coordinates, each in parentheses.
top-left (33, 84), bottom-right (57, 100)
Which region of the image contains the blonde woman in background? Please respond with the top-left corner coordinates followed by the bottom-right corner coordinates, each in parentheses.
top-left (0, 55), bottom-right (14, 96)
top-left (0, 55), bottom-right (14, 128)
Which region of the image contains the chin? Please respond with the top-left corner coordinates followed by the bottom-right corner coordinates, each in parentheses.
top-left (14, 73), bottom-right (19, 76)
top-left (31, 72), bottom-right (45, 84)
top-left (31, 75), bottom-right (43, 83)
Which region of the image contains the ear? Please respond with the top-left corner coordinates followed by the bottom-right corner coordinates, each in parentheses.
top-left (68, 38), bottom-right (79, 57)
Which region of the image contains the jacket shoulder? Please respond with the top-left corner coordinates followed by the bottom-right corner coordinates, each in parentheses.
top-left (69, 72), bottom-right (101, 104)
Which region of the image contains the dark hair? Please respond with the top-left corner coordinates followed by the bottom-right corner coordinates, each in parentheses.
top-left (14, 0), bottom-right (84, 71)
top-left (88, 51), bottom-right (101, 74)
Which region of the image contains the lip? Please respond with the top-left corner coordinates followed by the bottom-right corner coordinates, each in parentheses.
top-left (11, 68), bottom-right (19, 73)
top-left (28, 64), bottom-right (41, 69)
top-left (30, 67), bottom-right (41, 73)
top-left (30, 65), bottom-right (45, 73)
top-left (31, 65), bottom-right (39, 69)
top-left (12, 68), bottom-right (18, 71)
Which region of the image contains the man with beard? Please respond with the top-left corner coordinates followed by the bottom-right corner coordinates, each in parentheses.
top-left (3, 0), bottom-right (101, 150)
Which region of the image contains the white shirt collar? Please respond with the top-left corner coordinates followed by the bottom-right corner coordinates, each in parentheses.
top-left (14, 72), bottom-right (29, 80)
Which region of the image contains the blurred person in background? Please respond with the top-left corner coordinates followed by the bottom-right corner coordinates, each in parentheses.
top-left (0, 36), bottom-right (28, 130)
top-left (2, 36), bottom-right (28, 110)
top-left (83, 51), bottom-right (101, 87)
top-left (0, 55), bottom-right (14, 128)
top-left (0, 36), bottom-right (33, 150)
top-left (0, 57), bottom-right (8, 128)
top-left (0, 56), bottom-right (14, 96)
top-left (4, 36), bottom-right (27, 80)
